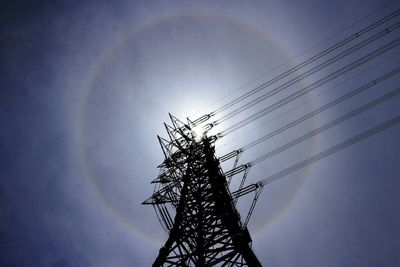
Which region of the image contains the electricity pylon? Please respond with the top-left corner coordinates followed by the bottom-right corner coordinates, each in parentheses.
top-left (143, 114), bottom-right (262, 266)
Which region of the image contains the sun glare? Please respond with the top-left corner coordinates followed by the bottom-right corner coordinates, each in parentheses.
top-left (191, 125), bottom-right (205, 140)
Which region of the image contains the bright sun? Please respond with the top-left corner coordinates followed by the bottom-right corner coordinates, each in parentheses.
top-left (191, 125), bottom-right (205, 140)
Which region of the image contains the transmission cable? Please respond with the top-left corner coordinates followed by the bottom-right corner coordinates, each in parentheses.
top-left (238, 67), bottom-right (400, 152)
top-left (190, 8), bottom-right (400, 126)
top-left (218, 67), bottom-right (399, 160)
top-left (189, 1), bottom-right (400, 121)
top-left (232, 113), bottom-right (400, 199)
top-left (215, 21), bottom-right (400, 124)
top-left (223, 85), bottom-right (400, 193)
top-left (216, 52), bottom-right (399, 151)
top-left (249, 86), bottom-right (400, 165)
top-left (255, 114), bottom-right (400, 187)
top-left (232, 87), bottom-right (400, 224)
top-left (218, 37), bottom-right (400, 136)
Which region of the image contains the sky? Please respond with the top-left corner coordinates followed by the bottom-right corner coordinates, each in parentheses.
top-left (1, 0), bottom-right (400, 266)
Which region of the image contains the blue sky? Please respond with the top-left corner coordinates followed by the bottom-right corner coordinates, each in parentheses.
top-left (1, 0), bottom-right (400, 266)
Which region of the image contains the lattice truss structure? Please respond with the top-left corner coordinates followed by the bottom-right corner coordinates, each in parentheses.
top-left (143, 114), bottom-right (263, 267)
top-left (141, 7), bottom-right (400, 266)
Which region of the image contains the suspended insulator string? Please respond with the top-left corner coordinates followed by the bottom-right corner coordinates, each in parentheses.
top-left (257, 114), bottom-right (400, 187)
top-left (215, 52), bottom-right (399, 151)
top-left (250, 87), bottom-right (400, 165)
top-left (219, 37), bottom-right (400, 136)
top-left (239, 67), bottom-right (400, 151)
top-left (153, 205), bottom-right (168, 233)
top-left (216, 21), bottom-right (400, 124)
top-left (209, 9), bottom-right (400, 116)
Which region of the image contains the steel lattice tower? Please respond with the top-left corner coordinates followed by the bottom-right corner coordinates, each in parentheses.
top-left (143, 114), bottom-right (262, 266)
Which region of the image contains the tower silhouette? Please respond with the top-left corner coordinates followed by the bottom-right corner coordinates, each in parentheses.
top-left (143, 114), bottom-right (262, 267)
top-left (141, 7), bottom-right (400, 266)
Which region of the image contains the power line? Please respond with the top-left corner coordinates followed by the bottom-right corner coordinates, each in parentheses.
top-left (240, 67), bottom-right (400, 151)
top-left (189, 8), bottom-right (400, 127)
top-left (215, 52), bottom-right (400, 151)
top-left (250, 86), bottom-right (400, 165)
top-left (232, 112), bottom-right (400, 199)
top-left (189, 1), bottom-right (400, 120)
top-left (257, 114), bottom-right (400, 187)
top-left (189, 0), bottom-right (398, 121)
top-left (216, 21), bottom-right (400, 124)
top-left (219, 37), bottom-right (400, 136)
